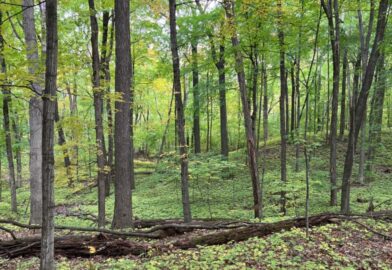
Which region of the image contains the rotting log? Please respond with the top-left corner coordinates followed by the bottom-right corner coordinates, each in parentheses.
top-left (0, 212), bottom-right (391, 258)
top-left (0, 234), bottom-right (150, 258)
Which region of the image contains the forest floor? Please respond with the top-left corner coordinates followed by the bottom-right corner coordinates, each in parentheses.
top-left (0, 131), bottom-right (391, 269)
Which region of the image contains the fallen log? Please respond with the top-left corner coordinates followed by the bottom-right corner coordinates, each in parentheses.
top-left (172, 212), bottom-right (392, 248)
top-left (0, 234), bottom-right (151, 258)
top-left (1, 212), bottom-right (391, 258)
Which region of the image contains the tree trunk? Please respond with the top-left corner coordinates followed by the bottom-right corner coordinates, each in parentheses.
top-left (112, 0), bottom-right (133, 229)
top-left (191, 42), bottom-right (201, 154)
top-left (290, 63), bottom-right (296, 137)
top-left (100, 10), bottom-right (114, 196)
top-left (169, 0), bottom-right (192, 223)
top-left (88, 0), bottom-right (108, 229)
top-left (223, 0), bottom-right (262, 218)
top-left (321, 0), bottom-right (340, 207)
top-left (40, 0), bottom-right (58, 268)
top-left (262, 53), bottom-right (268, 142)
top-left (217, 46), bottom-right (229, 158)
top-left (339, 49), bottom-right (348, 140)
top-left (250, 46), bottom-right (259, 143)
top-left (278, 0), bottom-right (287, 215)
top-left (22, 0), bottom-right (43, 225)
top-left (341, 0), bottom-right (389, 214)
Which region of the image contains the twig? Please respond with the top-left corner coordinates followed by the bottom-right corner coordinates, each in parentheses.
top-left (350, 219), bottom-right (392, 241)
top-left (0, 219), bottom-right (161, 239)
top-left (0, 225), bottom-right (16, 240)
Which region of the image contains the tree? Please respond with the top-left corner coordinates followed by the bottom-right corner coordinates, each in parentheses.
top-left (169, 0), bottom-right (192, 223)
top-left (112, 0), bottom-right (133, 229)
top-left (223, 0), bottom-right (262, 218)
top-left (191, 42), bottom-right (201, 154)
top-left (321, 0), bottom-right (340, 206)
top-left (277, 0), bottom-right (288, 215)
top-left (22, 0), bottom-right (44, 225)
top-left (88, 0), bottom-right (108, 228)
top-left (100, 10), bottom-right (114, 196)
top-left (40, 0), bottom-right (58, 267)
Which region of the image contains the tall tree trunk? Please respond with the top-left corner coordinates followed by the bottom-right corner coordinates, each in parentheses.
top-left (40, 0), bottom-right (58, 267)
top-left (100, 10), bottom-right (114, 196)
top-left (88, 0), bottom-right (108, 229)
top-left (217, 46), bottom-right (229, 158)
top-left (112, 0), bottom-right (133, 229)
top-left (22, 0), bottom-right (43, 225)
top-left (341, 0), bottom-right (389, 214)
top-left (321, 0), bottom-right (340, 206)
top-left (223, 0), bottom-right (262, 218)
top-left (191, 42), bottom-right (201, 154)
top-left (250, 46), bottom-right (259, 143)
top-left (206, 72), bottom-right (211, 152)
top-left (277, 0), bottom-right (288, 215)
top-left (290, 64), bottom-right (296, 137)
top-left (169, 0), bottom-right (192, 223)
top-left (262, 52), bottom-right (268, 142)
top-left (339, 49), bottom-right (348, 140)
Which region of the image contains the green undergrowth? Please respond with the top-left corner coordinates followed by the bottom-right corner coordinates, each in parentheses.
top-left (1, 132), bottom-right (391, 223)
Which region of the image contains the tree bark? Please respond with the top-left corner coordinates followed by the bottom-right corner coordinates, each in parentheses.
top-left (339, 49), bottom-right (348, 140)
top-left (262, 52), bottom-right (268, 142)
top-left (112, 0), bottom-right (133, 229)
top-left (217, 45), bottom-right (229, 158)
top-left (169, 0), bottom-right (192, 223)
top-left (250, 46), bottom-right (259, 143)
top-left (40, 0), bottom-right (58, 268)
top-left (100, 10), bottom-right (114, 196)
top-left (22, 0), bottom-right (43, 224)
top-left (191, 42), bottom-right (201, 154)
top-left (88, 0), bottom-right (108, 229)
top-left (278, 0), bottom-right (287, 215)
top-left (223, 0), bottom-right (262, 218)
top-left (321, 0), bottom-right (340, 207)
